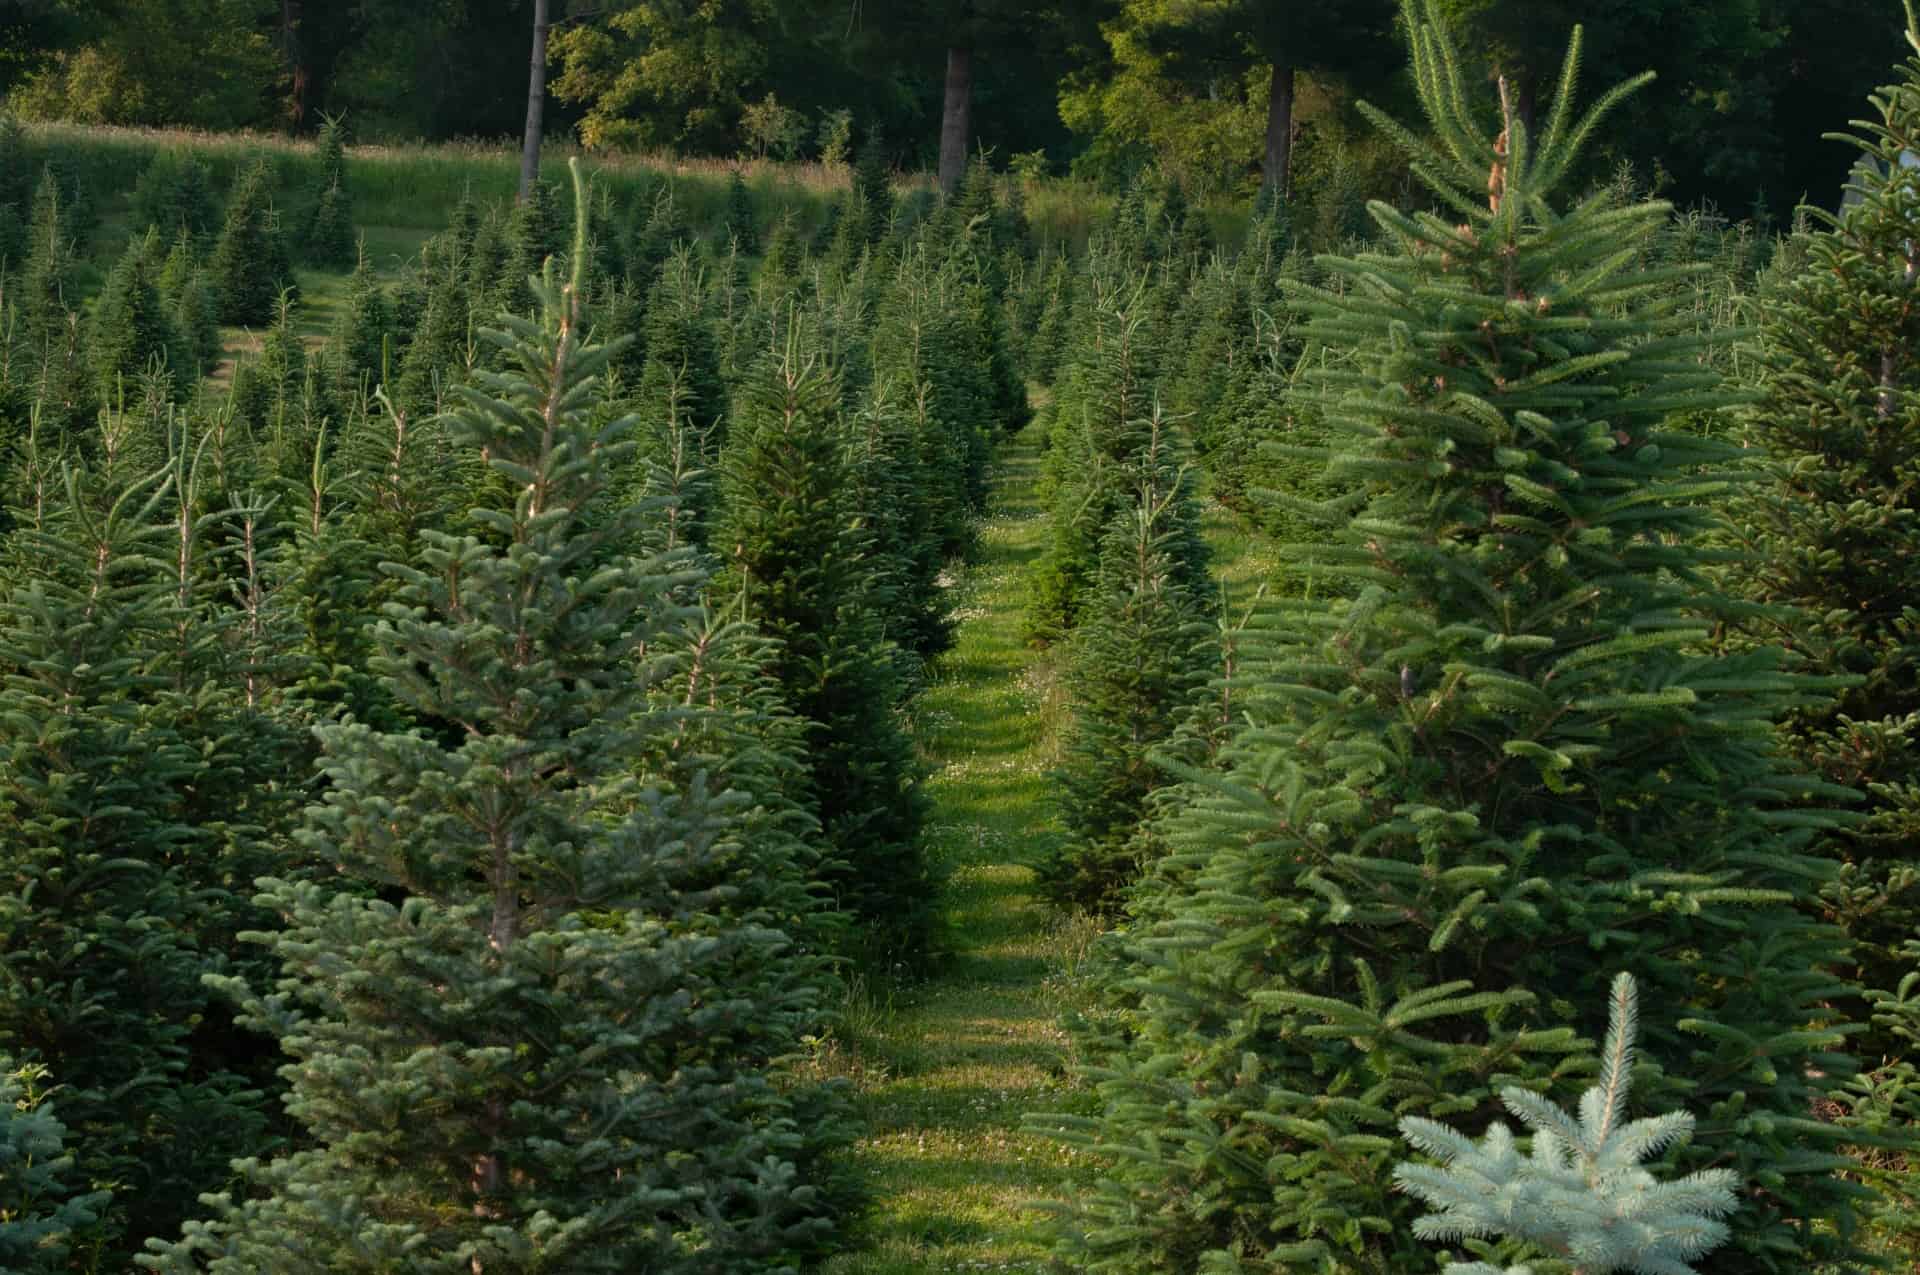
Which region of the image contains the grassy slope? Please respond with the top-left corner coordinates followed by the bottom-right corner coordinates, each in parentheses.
top-left (814, 421), bottom-right (1102, 1274)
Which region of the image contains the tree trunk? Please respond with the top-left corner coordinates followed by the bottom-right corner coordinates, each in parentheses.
top-left (519, 0), bottom-right (551, 201)
top-left (281, 0), bottom-right (308, 130)
top-left (938, 44), bottom-right (973, 196)
top-left (1263, 60), bottom-right (1295, 203)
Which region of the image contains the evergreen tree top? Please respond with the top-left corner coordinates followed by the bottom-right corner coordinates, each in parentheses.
top-left (1396, 974), bottom-right (1740, 1275)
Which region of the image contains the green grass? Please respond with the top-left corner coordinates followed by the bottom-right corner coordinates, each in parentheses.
top-left (813, 422), bottom-right (1104, 1275)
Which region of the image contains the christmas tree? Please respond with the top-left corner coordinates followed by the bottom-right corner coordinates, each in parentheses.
top-left (1040, 7), bottom-right (1872, 1272)
top-left (140, 161), bottom-right (849, 1274)
top-left (1730, 4), bottom-right (1920, 1008)
top-left (0, 1055), bottom-right (112, 1273)
top-left (715, 319), bottom-right (933, 967)
top-left (1041, 411), bottom-right (1216, 913)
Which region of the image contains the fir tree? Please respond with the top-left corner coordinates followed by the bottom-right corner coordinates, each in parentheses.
top-left (157, 228), bottom-right (224, 379)
top-left (1041, 417), bottom-right (1216, 913)
top-left (209, 158), bottom-right (296, 327)
top-left (325, 241), bottom-right (393, 404)
top-left (489, 176), bottom-right (561, 318)
top-left (725, 168), bottom-right (762, 256)
top-left (1730, 8), bottom-right (1920, 1009)
top-left (0, 460), bottom-right (285, 1268)
top-left (1038, 9), bottom-right (1873, 1273)
top-left (0, 113), bottom-right (30, 272)
top-left (140, 161), bottom-right (849, 1275)
top-left (89, 228), bottom-right (188, 402)
top-left (852, 128), bottom-right (894, 245)
top-left (846, 374), bottom-right (951, 659)
top-left (16, 177), bottom-right (76, 356)
top-left (716, 323), bottom-right (933, 967)
top-left (299, 112), bottom-right (355, 268)
top-left (132, 150), bottom-right (222, 247)
top-left (0, 1056), bottom-right (113, 1273)
top-left (394, 248), bottom-right (472, 419)
top-left (1027, 272), bottom-right (1167, 644)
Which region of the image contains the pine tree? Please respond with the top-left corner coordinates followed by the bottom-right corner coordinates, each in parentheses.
top-left (1730, 8), bottom-right (1920, 1009)
top-left (0, 1056), bottom-right (113, 1273)
top-left (139, 161), bottom-right (851, 1275)
top-left (1038, 9), bottom-right (1873, 1273)
top-left (1041, 416), bottom-right (1216, 913)
top-left (716, 323), bottom-right (933, 967)
top-left (209, 158), bottom-right (296, 327)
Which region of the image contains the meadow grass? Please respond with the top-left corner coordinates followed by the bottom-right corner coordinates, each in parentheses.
top-left (814, 421), bottom-right (1106, 1275)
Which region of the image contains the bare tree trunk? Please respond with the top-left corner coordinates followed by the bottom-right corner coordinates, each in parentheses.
top-left (519, 0), bottom-right (551, 201)
top-left (1262, 60), bottom-right (1295, 203)
top-left (938, 44), bottom-right (973, 196)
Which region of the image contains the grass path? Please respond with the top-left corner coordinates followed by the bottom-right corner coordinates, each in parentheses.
top-left (819, 420), bottom-right (1099, 1274)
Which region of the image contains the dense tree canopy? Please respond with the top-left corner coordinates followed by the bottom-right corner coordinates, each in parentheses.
top-left (0, 0), bottom-right (1896, 215)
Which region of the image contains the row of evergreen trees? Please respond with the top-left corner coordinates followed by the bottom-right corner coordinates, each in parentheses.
top-left (1019, 3), bottom-right (1920, 1271)
top-left (0, 121), bottom-right (1037, 1264)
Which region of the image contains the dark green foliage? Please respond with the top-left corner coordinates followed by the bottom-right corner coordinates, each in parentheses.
top-left (1732, 31), bottom-right (1920, 1012)
top-left (0, 460), bottom-right (289, 1269)
top-left (0, 114), bottom-right (29, 270)
top-left (1041, 416), bottom-right (1216, 913)
top-left (628, 184), bottom-right (689, 292)
top-left (1039, 11), bottom-right (1874, 1274)
top-left (15, 176), bottom-right (76, 355)
top-left (1833, 936), bottom-right (1920, 1265)
top-left (156, 229), bottom-right (222, 378)
top-left (324, 245), bottom-right (393, 402)
top-left (209, 158), bottom-right (297, 327)
top-left (131, 149), bottom-right (221, 246)
top-left (725, 168), bottom-right (761, 255)
top-left (632, 245), bottom-right (726, 549)
top-left (0, 1056), bottom-right (113, 1273)
top-left (716, 330), bottom-right (932, 968)
top-left (231, 292), bottom-right (334, 468)
top-left (489, 177), bottom-right (561, 318)
top-left (299, 113), bottom-right (355, 269)
top-left (394, 248), bottom-right (471, 419)
top-left (15, 181), bottom-right (95, 441)
top-left (1027, 273), bottom-right (1166, 644)
top-left (88, 228), bottom-right (187, 401)
top-left (139, 164), bottom-right (851, 1274)
top-left (853, 128), bottom-right (894, 245)
top-left (867, 246), bottom-right (998, 565)
top-left (847, 375), bottom-right (953, 659)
